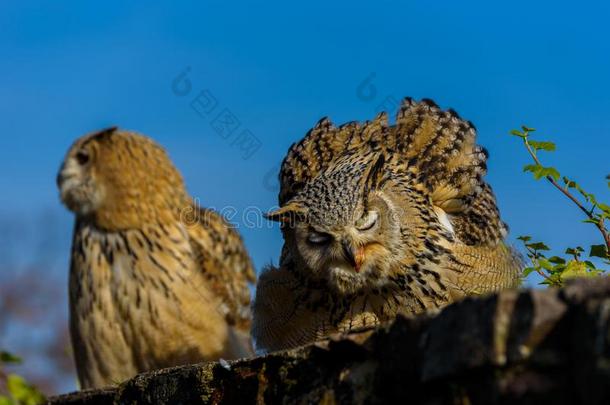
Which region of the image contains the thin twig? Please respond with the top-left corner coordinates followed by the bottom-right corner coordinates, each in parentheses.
top-left (523, 138), bottom-right (610, 255)
top-left (533, 266), bottom-right (553, 282)
top-left (525, 246), bottom-right (554, 283)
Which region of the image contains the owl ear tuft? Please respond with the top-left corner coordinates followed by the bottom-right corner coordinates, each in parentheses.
top-left (264, 201), bottom-right (307, 224)
top-left (364, 154), bottom-right (386, 192)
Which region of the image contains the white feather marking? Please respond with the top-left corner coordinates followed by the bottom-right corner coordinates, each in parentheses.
top-left (434, 206), bottom-right (455, 235)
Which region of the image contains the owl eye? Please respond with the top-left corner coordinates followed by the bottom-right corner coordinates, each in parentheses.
top-left (355, 210), bottom-right (378, 231)
top-left (75, 150), bottom-right (90, 165)
top-left (307, 230), bottom-right (332, 245)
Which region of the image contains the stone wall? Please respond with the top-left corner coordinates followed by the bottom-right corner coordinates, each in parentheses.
top-left (49, 277), bottom-right (610, 404)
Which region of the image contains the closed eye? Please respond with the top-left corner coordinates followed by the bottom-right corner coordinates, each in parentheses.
top-left (355, 210), bottom-right (378, 231)
top-left (307, 230), bottom-right (332, 245)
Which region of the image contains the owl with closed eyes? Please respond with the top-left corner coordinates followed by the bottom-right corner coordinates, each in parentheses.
top-left (252, 98), bottom-right (522, 352)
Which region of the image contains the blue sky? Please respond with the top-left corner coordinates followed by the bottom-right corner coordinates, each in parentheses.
top-left (1, 0), bottom-right (609, 391)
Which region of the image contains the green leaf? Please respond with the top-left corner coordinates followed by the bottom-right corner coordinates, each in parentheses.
top-left (523, 164), bottom-right (540, 173)
top-left (548, 256), bottom-right (566, 264)
top-left (560, 260), bottom-right (589, 281)
top-left (527, 242), bottom-right (551, 251)
top-left (575, 188), bottom-right (598, 205)
top-left (539, 166), bottom-right (560, 180)
top-left (521, 125), bottom-right (536, 133)
top-left (565, 247), bottom-right (584, 257)
top-left (523, 164), bottom-right (545, 180)
top-left (597, 202), bottom-right (610, 215)
top-left (522, 267), bottom-right (536, 277)
top-left (540, 273), bottom-right (562, 287)
top-left (7, 375), bottom-right (45, 405)
top-left (523, 164), bottom-right (560, 181)
top-left (0, 396), bottom-right (14, 405)
top-left (528, 140), bottom-right (556, 152)
top-left (584, 260), bottom-right (598, 270)
top-left (590, 244), bottom-right (609, 259)
top-left (517, 235), bottom-right (532, 242)
top-left (510, 129), bottom-right (524, 137)
top-left (562, 178), bottom-right (599, 208)
top-left (570, 180), bottom-right (584, 193)
top-left (0, 351), bottom-right (22, 364)
top-left (537, 257), bottom-right (556, 271)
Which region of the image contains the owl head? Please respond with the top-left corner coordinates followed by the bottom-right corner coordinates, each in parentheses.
top-left (266, 153), bottom-right (427, 295)
top-left (57, 127), bottom-right (187, 230)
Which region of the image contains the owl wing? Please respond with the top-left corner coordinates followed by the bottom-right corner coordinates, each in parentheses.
top-left (446, 242), bottom-right (523, 298)
top-left (251, 264), bottom-right (328, 352)
top-left (391, 98), bottom-right (508, 246)
top-left (278, 97), bottom-right (506, 246)
top-left (185, 204), bottom-right (256, 332)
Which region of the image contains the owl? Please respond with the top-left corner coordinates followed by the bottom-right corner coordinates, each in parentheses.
top-left (57, 127), bottom-right (256, 389)
top-left (252, 98), bottom-right (522, 352)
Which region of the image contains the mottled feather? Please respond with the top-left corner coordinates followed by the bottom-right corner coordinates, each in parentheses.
top-left (58, 128), bottom-right (255, 388)
top-left (254, 98), bottom-right (521, 352)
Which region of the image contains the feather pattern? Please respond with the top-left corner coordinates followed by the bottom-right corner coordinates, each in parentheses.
top-left (254, 98), bottom-right (521, 352)
top-left (59, 128), bottom-right (255, 388)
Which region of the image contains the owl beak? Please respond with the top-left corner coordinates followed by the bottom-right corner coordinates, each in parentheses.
top-left (341, 239), bottom-right (364, 272)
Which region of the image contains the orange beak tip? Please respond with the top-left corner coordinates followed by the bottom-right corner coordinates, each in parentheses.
top-left (355, 248), bottom-right (365, 273)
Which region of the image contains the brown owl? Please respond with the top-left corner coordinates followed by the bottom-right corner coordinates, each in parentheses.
top-left (252, 98), bottom-right (522, 352)
top-left (57, 127), bottom-right (255, 388)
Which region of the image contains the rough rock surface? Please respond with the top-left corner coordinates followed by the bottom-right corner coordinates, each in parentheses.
top-left (49, 277), bottom-right (610, 404)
